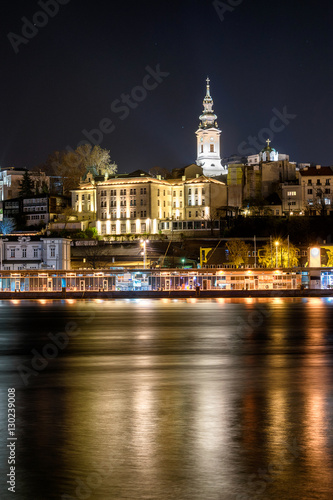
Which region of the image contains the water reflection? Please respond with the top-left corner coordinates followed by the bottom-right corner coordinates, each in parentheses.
top-left (0, 298), bottom-right (333, 499)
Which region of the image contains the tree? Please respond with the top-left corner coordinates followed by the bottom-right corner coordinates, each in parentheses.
top-left (55, 206), bottom-right (77, 230)
top-left (258, 239), bottom-right (299, 268)
top-left (226, 240), bottom-right (250, 267)
top-left (149, 166), bottom-right (171, 179)
top-left (325, 249), bottom-right (333, 267)
top-left (19, 171), bottom-right (34, 197)
top-left (80, 241), bottom-right (109, 269)
top-left (41, 145), bottom-right (117, 195)
top-left (0, 218), bottom-right (16, 235)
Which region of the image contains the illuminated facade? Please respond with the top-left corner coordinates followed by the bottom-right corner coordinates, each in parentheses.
top-left (195, 78), bottom-right (226, 177)
top-left (71, 173), bottom-right (227, 236)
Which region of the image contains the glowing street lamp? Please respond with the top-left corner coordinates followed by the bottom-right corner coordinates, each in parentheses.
top-left (140, 239), bottom-right (148, 269)
top-left (275, 241), bottom-right (279, 268)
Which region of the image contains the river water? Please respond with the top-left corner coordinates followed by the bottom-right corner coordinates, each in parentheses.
top-left (0, 298), bottom-right (333, 500)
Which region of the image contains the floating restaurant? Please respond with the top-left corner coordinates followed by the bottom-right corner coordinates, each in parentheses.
top-left (0, 268), bottom-right (310, 292)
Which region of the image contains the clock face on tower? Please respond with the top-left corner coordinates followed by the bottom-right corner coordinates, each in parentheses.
top-left (210, 137), bottom-right (214, 141)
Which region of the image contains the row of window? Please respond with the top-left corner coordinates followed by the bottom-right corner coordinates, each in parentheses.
top-left (9, 248), bottom-right (42, 258)
top-left (307, 188), bottom-right (330, 195)
top-left (100, 199), bottom-right (147, 207)
top-left (188, 199), bottom-right (205, 206)
top-left (307, 179), bottom-right (331, 186)
top-left (100, 211), bottom-right (147, 219)
top-left (100, 188), bottom-right (147, 197)
top-left (100, 223), bottom-right (147, 235)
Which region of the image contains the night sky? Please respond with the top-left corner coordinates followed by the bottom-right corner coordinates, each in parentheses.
top-left (1, 0), bottom-right (333, 173)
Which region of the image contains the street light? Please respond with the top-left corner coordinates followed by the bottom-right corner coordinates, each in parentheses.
top-left (140, 239), bottom-right (148, 269)
top-left (275, 241), bottom-right (279, 268)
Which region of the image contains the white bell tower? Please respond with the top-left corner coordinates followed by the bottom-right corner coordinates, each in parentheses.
top-left (196, 77), bottom-right (225, 177)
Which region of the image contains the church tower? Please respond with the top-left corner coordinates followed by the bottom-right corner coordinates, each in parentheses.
top-left (196, 77), bottom-right (225, 177)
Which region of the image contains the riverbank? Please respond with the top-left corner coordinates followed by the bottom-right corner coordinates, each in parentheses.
top-left (0, 289), bottom-right (332, 299)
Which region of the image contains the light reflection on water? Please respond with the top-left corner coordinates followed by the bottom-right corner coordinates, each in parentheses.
top-left (0, 298), bottom-right (333, 500)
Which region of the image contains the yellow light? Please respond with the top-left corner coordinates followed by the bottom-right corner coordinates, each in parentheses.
top-left (275, 241), bottom-right (279, 246)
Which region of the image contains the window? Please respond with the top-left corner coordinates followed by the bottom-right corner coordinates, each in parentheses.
top-left (163, 190), bottom-right (165, 196)
top-left (157, 189), bottom-right (160, 196)
top-left (33, 248), bottom-right (38, 258)
top-left (140, 199), bottom-right (143, 206)
top-left (10, 249), bottom-right (15, 258)
top-left (307, 180), bottom-right (312, 185)
top-left (173, 191), bottom-right (176, 197)
top-left (202, 188), bottom-right (205, 195)
top-left (202, 198), bottom-right (205, 206)
top-left (200, 145), bottom-right (203, 153)
top-left (287, 191), bottom-right (296, 196)
top-left (188, 200), bottom-right (192, 206)
top-left (180, 190), bottom-right (182, 197)
top-left (188, 188), bottom-right (191, 195)
top-left (75, 194), bottom-right (78, 201)
top-left (110, 189), bottom-right (116, 196)
top-left (188, 211), bottom-right (191, 218)
top-left (130, 188), bottom-right (136, 195)
top-left (140, 187), bottom-right (147, 195)
top-left (195, 188), bottom-right (198, 194)
top-left (180, 201), bottom-right (182, 208)
top-left (50, 247), bottom-right (55, 257)
top-left (195, 211), bottom-right (198, 217)
top-left (316, 179), bottom-right (321, 185)
top-left (325, 188), bottom-right (330, 194)
top-left (82, 194), bottom-right (85, 201)
top-left (158, 200), bottom-right (160, 206)
top-left (326, 179), bottom-right (330, 186)
top-left (88, 194), bottom-right (91, 200)
top-left (325, 198), bottom-right (331, 205)
top-left (173, 201), bottom-right (176, 208)
top-left (307, 189), bottom-right (312, 195)
top-left (210, 144), bottom-right (214, 152)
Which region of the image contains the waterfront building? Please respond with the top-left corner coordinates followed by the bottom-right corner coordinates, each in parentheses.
top-left (0, 236), bottom-right (71, 271)
top-left (0, 267), bottom-right (303, 292)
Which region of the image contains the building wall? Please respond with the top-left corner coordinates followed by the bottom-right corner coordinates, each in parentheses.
top-left (0, 237), bottom-right (71, 270)
top-left (71, 175), bottom-right (227, 235)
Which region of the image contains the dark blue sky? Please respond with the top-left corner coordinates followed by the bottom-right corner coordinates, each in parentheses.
top-left (1, 0), bottom-right (333, 173)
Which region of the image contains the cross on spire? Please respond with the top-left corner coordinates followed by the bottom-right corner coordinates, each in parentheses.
top-left (266, 138), bottom-right (271, 147)
top-left (206, 76), bottom-right (211, 98)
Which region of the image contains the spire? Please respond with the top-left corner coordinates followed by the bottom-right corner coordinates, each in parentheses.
top-left (206, 76), bottom-right (211, 98)
top-left (199, 77), bottom-right (217, 129)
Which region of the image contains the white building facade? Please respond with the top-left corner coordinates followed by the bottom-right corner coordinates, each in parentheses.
top-left (195, 78), bottom-right (226, 177)
top-left (0, 237), bottom-right (71, 270)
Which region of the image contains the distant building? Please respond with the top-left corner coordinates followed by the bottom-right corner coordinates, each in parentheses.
top-left (299, 165), bottom-right (333, 215)
top-left (3, 194), bottom-right (70, 227)
top-left (0, 167), bottom-right (51, 201)
top-left (0, 236), bottom-right (71, 270)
